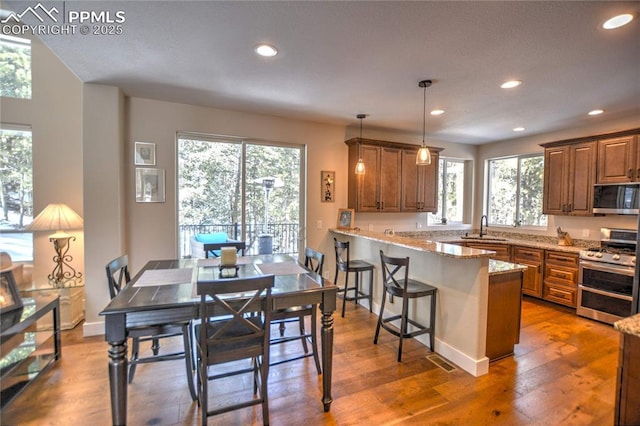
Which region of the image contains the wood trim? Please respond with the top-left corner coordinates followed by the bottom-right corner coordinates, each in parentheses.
top-left (539, 128), bottom-right (640, 148)
top-left (345, 137), bottom-right (444, 152)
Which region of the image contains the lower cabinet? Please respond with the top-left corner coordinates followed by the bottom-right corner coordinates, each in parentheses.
top-left (542, 250), bottom-right (579, 307)
top-left (512, 246), bottom-right (544, 298)
top-left (486, 269), bottom-right (523, 361)
top-left (615, 332), bottom-right (640, 425)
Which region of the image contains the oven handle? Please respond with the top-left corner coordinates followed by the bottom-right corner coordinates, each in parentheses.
top-left (578, 284), bottom-right (634, 301)
top-left (579, 260), bottom-right (635, 277)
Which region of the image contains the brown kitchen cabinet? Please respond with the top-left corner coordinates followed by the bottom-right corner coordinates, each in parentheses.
top-left (512, 246), bottom-right (544, 298)
top-left (597, 135), bottom-right (640, 183)
top-left (465, 242), bottom-right (511, 262)
top-left (542, 141), bottom-right (596, 216)
top-left (543, 250), bottom-right (579, 308)
top-left (486, 268), bottom-right (523, 361)
top-left (346, 138), bottom-right (441, 213)
top-left (401, 148), bottom-right (439, 212)
top-left (615, 332), bottom-right (640, 425)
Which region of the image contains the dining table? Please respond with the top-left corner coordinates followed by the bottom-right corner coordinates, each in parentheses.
top-left (100, 253), bottom-right (338, 426)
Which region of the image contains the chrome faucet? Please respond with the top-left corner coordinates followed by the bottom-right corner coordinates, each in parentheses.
top-left (479, 215), bottom-right (488, 237)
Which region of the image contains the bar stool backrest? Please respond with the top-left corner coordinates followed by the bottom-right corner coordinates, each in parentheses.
top-left (334, 238), bottom-right (351, 272)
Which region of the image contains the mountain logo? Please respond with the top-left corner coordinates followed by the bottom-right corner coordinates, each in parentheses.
top-left (1, 3), bottom-right (59, 24)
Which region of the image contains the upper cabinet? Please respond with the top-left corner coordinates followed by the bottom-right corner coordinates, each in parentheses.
top-left (346, 138), bottom-right (442, 213)
top-left (542, 141), bottom-right (596, 216)
top-left (597, 135), bottom-right (640, 183)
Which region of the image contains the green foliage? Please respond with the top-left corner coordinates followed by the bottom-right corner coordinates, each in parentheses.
top-left (0, 37), bottom-right (31, 99)
top-left (0, 129), bottom-right (33, 228)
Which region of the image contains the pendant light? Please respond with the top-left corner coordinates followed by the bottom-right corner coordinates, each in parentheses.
top-left (416, 79), bottom-right (432, 166)
top-left (355, 114), bottom-right (366, 175)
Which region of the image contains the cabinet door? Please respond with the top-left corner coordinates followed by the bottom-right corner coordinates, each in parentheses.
top-left (567, 141), bottom-right (597, 215)
top-left (379, 147), bottom-right (402, 211)
top-left (466, 243), bottom-right (511, 261)
top-left (420, 150), bottom-right (439, 212)
top-left (543, 146), bottom-right (569, 215)
top-left (513, 246), bottom-right (543, 298)
top-left (597, 136), bottom-right (637, 183)
top-left (401, 149), bottom-right (420, 211)
top-left (357, 145), bottom-right (382, 212)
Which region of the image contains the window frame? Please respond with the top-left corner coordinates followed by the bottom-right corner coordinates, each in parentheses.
top-left (428, 157), bottom-right (467, 225)
top-left (486, 153), bottom-right (546, 228)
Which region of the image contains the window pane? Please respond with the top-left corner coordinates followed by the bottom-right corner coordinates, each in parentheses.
top-left (0, 35), bottom-right (31, 99)
top-left (444, 160), bottom-right (464, 222)
top-left (488, 157), bottom-right (517, 225)
top-left (0, 128), bottom-right (33, 261)
top-left (519, 156), bottom-right (547, 226)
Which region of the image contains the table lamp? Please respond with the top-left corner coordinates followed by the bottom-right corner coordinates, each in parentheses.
top-left (26, 203), bottom-right (84, 286)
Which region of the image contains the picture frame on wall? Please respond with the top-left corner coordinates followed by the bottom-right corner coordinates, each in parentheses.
top-left (135, 168), bottom-right (166, 203)
top-left (134, 141), bottom-right (156, 166)
top-left (321, 171), bottom-right (335, 202)
top-left (337, 208), bottom-right (355, 229)
top-left (0, 270), bottom-right (23, 314)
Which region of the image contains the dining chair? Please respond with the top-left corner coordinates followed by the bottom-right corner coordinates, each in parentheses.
top-left (105, 255), bottom-right (196, 400)
top-left (196, 274), bottom-right (274, 426)
top-left (269, 247), bottom-right (324, 374)
top-left (334, 238), bottom-right (374, 317)
top-left (374, 250), bottom-right (437, 362)
top-left (202, 241), bottom-right (246, 259)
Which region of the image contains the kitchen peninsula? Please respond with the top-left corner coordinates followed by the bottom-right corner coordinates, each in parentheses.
top-left (331, 228), bottom-right (526, 376)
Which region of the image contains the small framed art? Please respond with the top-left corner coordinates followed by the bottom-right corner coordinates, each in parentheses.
top-left (337, 208), bottom-right (355, 229)
top-left (135, 168), bottom-right (166, 203)
top-left (321, 171), bottom-right (335, 202)
top-left (134, 142), bottom-right (156, 166)
top-left (0, 270), bottom-right (23, 314)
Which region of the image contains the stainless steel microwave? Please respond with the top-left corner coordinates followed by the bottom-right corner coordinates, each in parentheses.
top-left (593, 183), bottom-right (640, 214)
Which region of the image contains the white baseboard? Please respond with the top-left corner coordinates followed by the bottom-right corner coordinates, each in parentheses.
top-left (83, 320), bottom-right (105, 337)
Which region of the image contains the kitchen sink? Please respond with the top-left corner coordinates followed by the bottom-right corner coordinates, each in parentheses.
top-left (460, 235), bottom-right (508, 241)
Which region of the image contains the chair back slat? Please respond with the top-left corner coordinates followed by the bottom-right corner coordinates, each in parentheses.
top-left (304, 247), bottom-right (325, 275)
top-left (105, 255), bottom-right (131, 299)
top-left (380, 250), bottom-right (410, 291)
top-left (333, 238), bottom-right (350, 270)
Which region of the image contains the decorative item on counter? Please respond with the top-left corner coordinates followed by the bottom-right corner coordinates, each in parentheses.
top-left (384, 229), bottom-right (394, 236)
top-left (557, 227), bottom-right (574, 246)
top-left (219, 246), bottom-right (239, 278)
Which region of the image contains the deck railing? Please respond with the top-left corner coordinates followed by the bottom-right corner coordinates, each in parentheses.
top-left (179, 222), bottom-right (299, 258)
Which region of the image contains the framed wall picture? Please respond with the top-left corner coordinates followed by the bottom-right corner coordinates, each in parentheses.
top-left (0, 270), bottom-right (23, 314)
top-left (134, 141), bottom-right (156, 166)
top-left (321, 171), bottom-right (335, 202)
top-left (135, 168), bottom-right (166, 203)
top-left (337, 208), bottom-right (355, 229)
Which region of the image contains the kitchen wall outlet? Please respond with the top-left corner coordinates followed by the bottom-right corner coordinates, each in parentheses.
top-left (582, 229), bottom-right (590, 237)
top-left (316, 220), bottom-right (323, 230)
top-left (368, 224), bottom-right (374, 231)
top-left (416, 222), bottom-right (422, 229)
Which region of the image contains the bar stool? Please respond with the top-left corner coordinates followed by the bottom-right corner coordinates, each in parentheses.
top-left (374, 250), bottom-right (437, 362)
top-left (333, 238), bottom-right (374, 317)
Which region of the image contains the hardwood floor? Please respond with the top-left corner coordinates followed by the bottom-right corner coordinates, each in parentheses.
top-left (1, 297), bottom-right (619, 425)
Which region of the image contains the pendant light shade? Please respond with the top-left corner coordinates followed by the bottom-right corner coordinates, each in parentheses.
top-left (355, 114), bottom-right (367, 175)
top-left (416, 80), bottom-right (432, 166)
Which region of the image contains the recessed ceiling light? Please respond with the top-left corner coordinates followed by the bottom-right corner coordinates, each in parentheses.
top-left (513, 127), bottom-right (525, 132)
top-left (603, 14), bottom-right (634, 29)
top-left (588, 109), bottom-right (604, 116)
top-left (430, 109), bottom-right (445, 116)
top-left (501, 80), bottom-right (522, 89)
top-left (254, 44), bottom-right (278, 57)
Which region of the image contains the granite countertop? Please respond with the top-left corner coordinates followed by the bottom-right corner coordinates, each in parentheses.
top-left (330, 228), bottom-right (495, 260)
top-left (489, 259), bottom-right (527, 276)
top-left (614, 314), bottom-right (640, 338)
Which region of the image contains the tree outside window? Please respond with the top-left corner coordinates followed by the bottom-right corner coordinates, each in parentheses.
top-left (487, 154), bottom-right (546, 227)
top-left (429, 158), bottom-right (465, 224)
top-left (0, 35), bottom-right (31, 99)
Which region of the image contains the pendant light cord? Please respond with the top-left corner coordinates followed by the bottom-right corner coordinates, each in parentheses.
top-left (422, 84), bottom-right (426, 145)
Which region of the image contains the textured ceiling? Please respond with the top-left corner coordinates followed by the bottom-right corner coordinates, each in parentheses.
top-left (3, 1), bottom-right (640, 144)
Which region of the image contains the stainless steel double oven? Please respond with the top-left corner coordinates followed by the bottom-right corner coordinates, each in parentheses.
top-left (577, 228), bottom-right (636, 325)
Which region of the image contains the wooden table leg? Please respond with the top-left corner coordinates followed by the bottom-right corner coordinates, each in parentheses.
top-left (106, 314), bottom-right (128, 425)
top-left (320, 288), bottom-right (337, 412)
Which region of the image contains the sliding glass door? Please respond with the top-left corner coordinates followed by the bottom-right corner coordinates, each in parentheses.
top-left (177, 133), bottom-right (304, 258)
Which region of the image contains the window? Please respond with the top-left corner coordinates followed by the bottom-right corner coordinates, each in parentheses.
top-left (0, 35), bottom-right (31, 99)
top-left (177, 133), bottom-right (304, 258)
top-left (487, 154), bottom-right (546, 227)
top-left (429, 158), bottom-right (465, 224)
top-left (0, 127), bottom-right (33, 261)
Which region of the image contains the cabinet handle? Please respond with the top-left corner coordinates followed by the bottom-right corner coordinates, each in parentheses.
top-left (562, 204), bottom-right (567, 212)
top-left (538, 265), bottom-right (541, 273)
top-left (628, 168), bottom-right (634, 178)
top-left (637, 169), bottom-right (640, 181)
top-left (567, 204), bottom-right (572, 212)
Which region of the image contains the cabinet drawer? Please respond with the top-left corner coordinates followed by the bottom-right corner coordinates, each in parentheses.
top-left (466, 243), bottom-right (511, 261)
top-left (545, 251), bottom-right (578, 267)
top-left (543, 283), bottom-right (577, 307)
top-left (513, 246), bottom-right (543, 262)
top-left (545, 265), bottom-right (578, 285)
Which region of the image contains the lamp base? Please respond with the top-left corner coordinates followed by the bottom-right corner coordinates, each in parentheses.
top-left (48, 235), bottom-right (83, 287)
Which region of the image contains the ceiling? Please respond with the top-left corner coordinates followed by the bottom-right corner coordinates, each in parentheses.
top-left (3, 1), bottom-right (640, 144)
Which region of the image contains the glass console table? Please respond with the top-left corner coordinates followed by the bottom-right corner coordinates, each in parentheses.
top-left (0, 295), bottom-right (61, 408)
top-left (21, 278), bottom-right (84, 330)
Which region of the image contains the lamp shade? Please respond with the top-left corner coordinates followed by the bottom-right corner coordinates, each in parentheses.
top-left (26, 203), bottom-right (83, 233)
